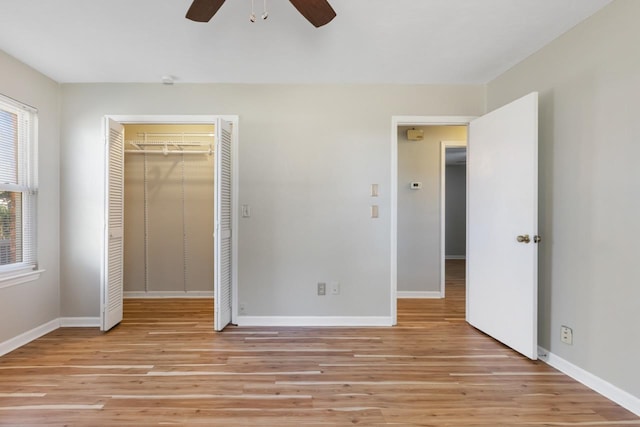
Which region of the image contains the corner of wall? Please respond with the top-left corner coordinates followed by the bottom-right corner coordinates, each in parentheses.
top-left (538, 346), bottom-right (640, 417)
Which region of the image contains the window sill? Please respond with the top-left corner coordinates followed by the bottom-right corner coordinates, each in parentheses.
top-left (0, 269), bottom-right (45, 290)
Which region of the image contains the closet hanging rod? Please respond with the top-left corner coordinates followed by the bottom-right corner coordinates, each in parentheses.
top-left (124, 149), bottom-right (213, 155)
top-left (136, 132), bottom-right (215, 137)
top-left (127, 141), bottom-right (212, 146)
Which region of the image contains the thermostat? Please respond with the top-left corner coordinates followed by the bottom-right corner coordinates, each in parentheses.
top-left (410, 182), bottom-right (422, 190)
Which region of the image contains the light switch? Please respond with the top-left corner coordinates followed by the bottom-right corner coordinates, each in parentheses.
top-left (241, 204), bottom-right (251, 218)
top-left (371, 184), bottom-right (379, 197)
top-left (371, 205), bottom-right (379, 219)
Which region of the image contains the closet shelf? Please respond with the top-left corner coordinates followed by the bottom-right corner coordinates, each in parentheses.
top-left (125, 140), bottom-right (214, 156)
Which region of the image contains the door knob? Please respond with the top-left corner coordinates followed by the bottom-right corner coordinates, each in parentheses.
top-left (517, 234), bottom-right (530, 243)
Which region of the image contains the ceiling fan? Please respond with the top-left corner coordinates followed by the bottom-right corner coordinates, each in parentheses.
top-left (186, 0), bottom-right (336, 28)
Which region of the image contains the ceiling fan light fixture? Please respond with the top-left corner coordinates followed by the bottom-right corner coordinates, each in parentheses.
top-left (186, 0), bottom-right (335, 27)
top-left (249, 0), bottom-right (256, 22)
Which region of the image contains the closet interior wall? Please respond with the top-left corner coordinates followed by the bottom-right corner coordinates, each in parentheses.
top-left (123, 124), bottom-right (215, 295)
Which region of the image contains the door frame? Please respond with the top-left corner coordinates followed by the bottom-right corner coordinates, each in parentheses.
top-left (390, 116), bottom-right (476, 325)
top-left (102, 114), bottom-right (240, 325)
top-left (440, 140), bottom-right (467, 298)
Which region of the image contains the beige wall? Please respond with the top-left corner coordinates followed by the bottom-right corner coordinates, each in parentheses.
top-left (0, 50), bottom-right (60, 343)
top-left (397, 126), bottom-right (467, 294)
top-left (123, 124), bottom-right (215, 294)
top-left (488, 0), bottom-right (640, 399)
top-left (59, 84), bottom-right (485, 319)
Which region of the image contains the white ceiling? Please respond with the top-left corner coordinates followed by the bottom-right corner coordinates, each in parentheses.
top-left (0, 0), bottom-right (611, 84)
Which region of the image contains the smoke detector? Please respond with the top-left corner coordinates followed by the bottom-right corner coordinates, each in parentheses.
top-left (407, 128), bottom-right (424, 141)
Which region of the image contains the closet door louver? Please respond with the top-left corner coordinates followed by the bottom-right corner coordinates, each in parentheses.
top-left (214, 119), bottom-right (233, 331)
top-left (101, 118), bottom-right (125, 331)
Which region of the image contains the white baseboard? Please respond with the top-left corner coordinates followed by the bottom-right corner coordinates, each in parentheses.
top-left (445, 255), bottom-right (466, 260)
top-left (538, 346), bottom-right (640, 416)
top-left (397, 291), bottom-right (443, 299)
top-left (0, 319), bottom-right (60, 357)
top-left (59, 317), bottom-right (100, 327)
top-left (236, 316), bottom-right (393, 327)
top-left (124, 291), bottom-right (214, 299)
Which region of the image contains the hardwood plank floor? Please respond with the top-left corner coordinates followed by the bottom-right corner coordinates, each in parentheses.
top-left (1, 261), bottom-right (638, 426)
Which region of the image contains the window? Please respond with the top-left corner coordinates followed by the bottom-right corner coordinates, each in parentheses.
top-left (0, 94), bottom-right (38, 284)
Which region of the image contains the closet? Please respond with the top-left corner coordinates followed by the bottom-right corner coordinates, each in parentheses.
top-left (122, 124), bottom-right (215, 296)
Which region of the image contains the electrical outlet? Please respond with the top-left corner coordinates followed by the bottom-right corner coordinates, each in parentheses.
top-left (317, 282), bottom-right (326, 296)
top-left (560, 325), bottom-right (573, 345)
top-left (239, 303), bottom-right (246, 314)
top-left (330, 282), bottom-right (340, 295)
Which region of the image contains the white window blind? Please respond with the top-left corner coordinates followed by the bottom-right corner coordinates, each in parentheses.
top-left (0, 94), bottom-right (38, 273)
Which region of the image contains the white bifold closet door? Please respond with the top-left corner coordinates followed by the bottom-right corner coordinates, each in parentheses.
top-left (101, 119), bottom-right (125, 331)
top-left (101, 117), bottom-right (234, 333)
top-left (214, 119), bottom-right (233, 331)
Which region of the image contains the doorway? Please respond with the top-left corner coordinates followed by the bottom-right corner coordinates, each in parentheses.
top-left (391, 116), bottom-right (475, 324)
top-left (441, 143), bottom-right (467, 299)
top-left (396, 126), bottom-right (467, 302)
top-left (391, 92), bottom-right (539, 359)
top-left (101, 115), bottom-right (239, 332)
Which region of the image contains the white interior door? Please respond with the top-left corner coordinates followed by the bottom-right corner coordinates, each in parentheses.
top-left (214, 119), bottom-right (233, 331)
top-left (101, 118), bottom-right (125, 331)
top-left (467, 92), bottom-right (539, 359)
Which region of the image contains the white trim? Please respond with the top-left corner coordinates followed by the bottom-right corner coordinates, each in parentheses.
top-left (0, 93), bottom-right (37, 112)
top-left (0, 317), bottom-right (100, 356)
top-left (124, 291), bottom-right (214, 299)
top-left (107, 115), bottom-right (237, 124)
top-left (59, 317), bottom-right (101, 327)
top-left (390, 120), bottom-right (398, 325)
top-left (0, 183), bottom-right (30, 192)
top-left (538, 346), bottom-right (640, 416)
top-left (236, 316), bottom-right (393, 327)
top-left (393, 116), bottom-right (477, 126)
top-left (397, 291), bottom-right (443, 299)
top-left (440, 140), bottom-right (467, 299)
top-left (0, 319), bottom-right (59, 357)
top-left (445, 255), bottom-right (466, 260)
top-left (0, 269), bottom-right (44, 290)
top-left (391, 116), bottom-right (475, 326)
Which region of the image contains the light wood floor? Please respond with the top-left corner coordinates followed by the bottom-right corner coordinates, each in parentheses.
top-left (1, 260), bottom-right (638, 426)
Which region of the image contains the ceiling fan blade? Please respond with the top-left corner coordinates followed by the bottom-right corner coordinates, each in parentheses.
top-left (186, 0), bottom-right (226, 22)
top-left (289, 0), bottom-right (336, 28)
